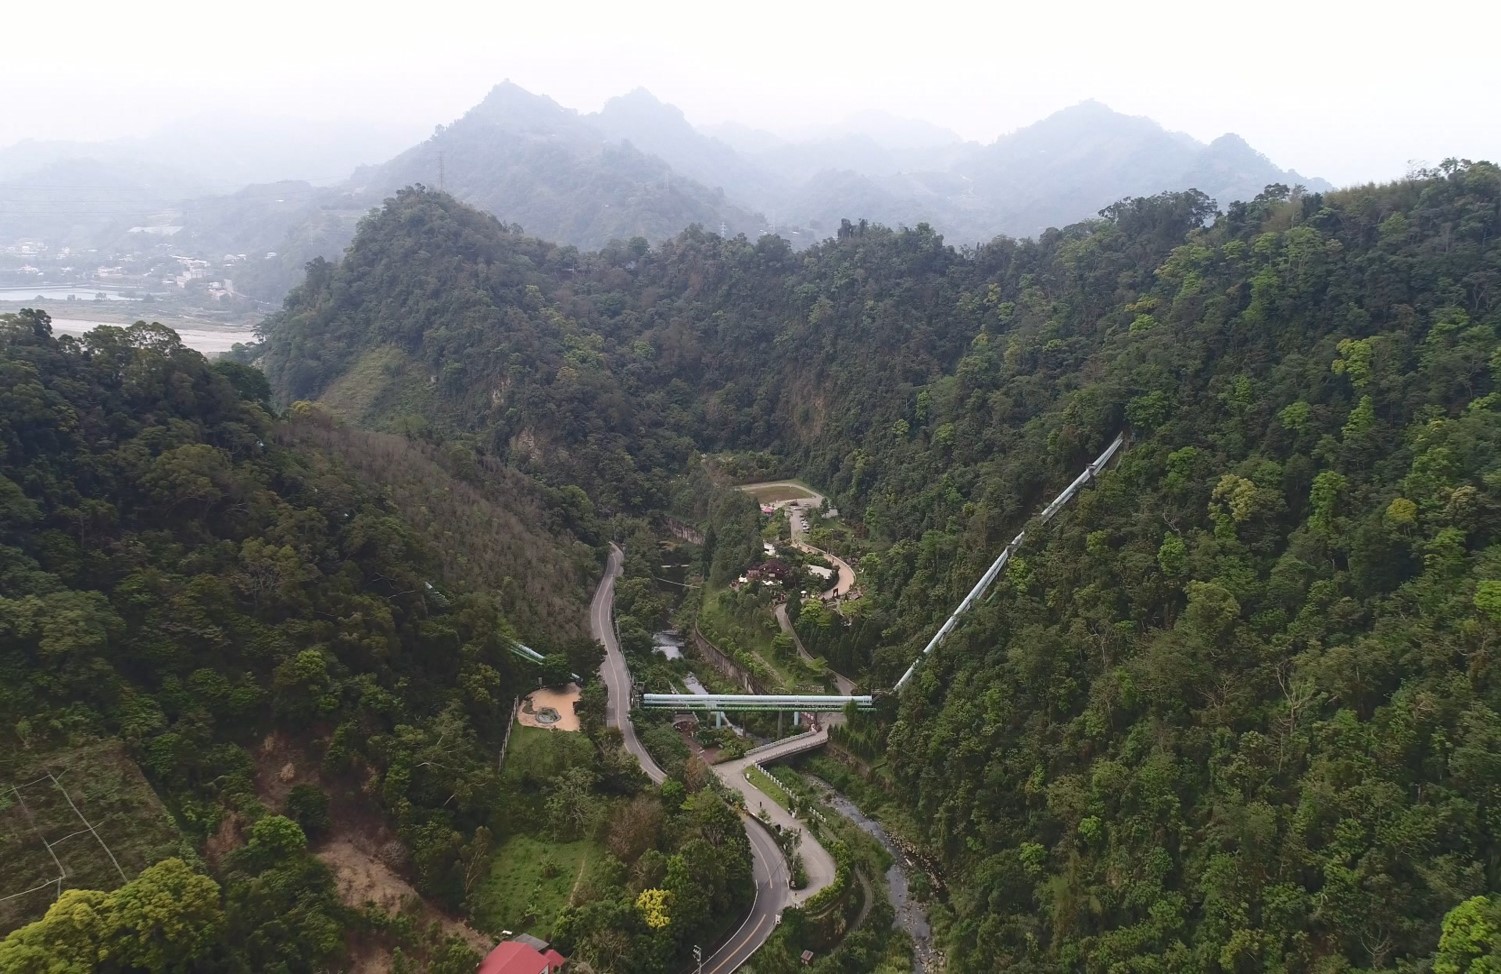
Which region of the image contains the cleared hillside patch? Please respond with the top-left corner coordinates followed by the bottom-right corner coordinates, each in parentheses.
top-left (469, 833), bottom-right (602, 940)
top-left (0, 740), bottom-right (183, 933)
top-left (316, 345), bottom-right (407, 420)
top-left (739, 481), bottom-right (820, 504)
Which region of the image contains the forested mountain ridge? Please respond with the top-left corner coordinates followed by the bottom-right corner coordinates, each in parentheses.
top-left (257, 186), bottom-right (983, 511)
top-left (259, 159), bottom-right (1501, 971)
top-left (877, 163), bottom-right (1501, 971)
top-left (232, 86), bottom-right (1327, 306)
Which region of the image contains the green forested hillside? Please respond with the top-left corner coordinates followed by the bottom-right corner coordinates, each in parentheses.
top-left (880, 166), bottom-right (1501, 971)
top-left (259, 162), bottom-right (1501, 971)
top-left (0, 312), bottom-right (590, 969)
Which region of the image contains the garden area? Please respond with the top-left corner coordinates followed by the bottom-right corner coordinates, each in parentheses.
top-left (469, 833), bottom-right (604, 939)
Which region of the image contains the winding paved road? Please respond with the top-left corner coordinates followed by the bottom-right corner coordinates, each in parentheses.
top-left (592, 544), bottom-right (665, 785)
top-left (590, 544), bottom-right (790, 973)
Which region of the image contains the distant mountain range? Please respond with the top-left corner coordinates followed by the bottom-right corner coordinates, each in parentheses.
top-left (0, 113), bottom-right (423, 191)
top-left (0, 84), bottom-right (1331, 299)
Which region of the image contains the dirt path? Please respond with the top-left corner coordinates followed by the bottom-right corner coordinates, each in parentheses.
top-left (565, 855), bottom-right (590, 907)
top-left (851, 867), bottom-right (875, 932)
top-left (775, 602), bottom-right (855, 695)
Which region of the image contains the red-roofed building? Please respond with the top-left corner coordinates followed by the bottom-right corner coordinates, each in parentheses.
top-left (477, 940), bottom-right (567, 974)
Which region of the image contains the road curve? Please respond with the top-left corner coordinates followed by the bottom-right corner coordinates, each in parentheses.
top-left (589, 543), bottom-right (788, 973)
top-left (735, 482), bottom-right (855, 599)
top-left (591, 544), bottom-right (666, 784)
top-left (715, 734), bottom-right (838, 907)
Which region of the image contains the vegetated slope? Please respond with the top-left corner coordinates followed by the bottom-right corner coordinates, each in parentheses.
top-left (257, 185), bottom-right (1001, 511)
top-left (260, 161), bottom-right (1501, 970)
top-left (0, 312), bottom-right (595, 968)
top-left (280, 418), bottom-right (598, 640)
top-left (870, 164), bottom-right (1501, 971)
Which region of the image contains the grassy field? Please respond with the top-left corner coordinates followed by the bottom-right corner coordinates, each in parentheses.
top-left (747, 765), bottom-right (795, 814)
top-left (475, 724), bottom-right (607, 938)
top-left (0, 740), bottom-right (183, 932)
top-left (504, 725), bottom-right (594, 779)
top-left (740, 482), bottom-right (818, 504)
top-left (469, 833), bottom-right (604, 939)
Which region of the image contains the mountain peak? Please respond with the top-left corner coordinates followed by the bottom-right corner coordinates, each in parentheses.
top-left (1200, 132), bottom-right (1275, 170)
top-left (599, 88), bottom-right (688, 126)
top-left (469, 81), bottom-right (575, 128)
top-left (1061, 98), bottom-right (1114, 114)
top-left (1208, 132), bottom-right (1253, 151)
top-left (1033, 100), bottom-right (1153, 131)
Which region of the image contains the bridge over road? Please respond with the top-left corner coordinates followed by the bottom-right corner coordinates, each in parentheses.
top-left (601, 431), bottom-right (1129, 969)
top-left (641, 692), bottom-right (873, 713)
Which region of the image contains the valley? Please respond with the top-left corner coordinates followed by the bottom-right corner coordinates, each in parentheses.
top-left (2, 0), bottom-right (1499, 964)
top-left (250, 164), bottom-right (1501, 972)
top-left (3, 115), bottom-right (1500, 974)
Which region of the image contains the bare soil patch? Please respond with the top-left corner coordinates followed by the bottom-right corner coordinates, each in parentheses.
top-left (253, 731), bottom-right (310, 809)
top-left (319, 839), bottom-right (491, 953)
top-left (251, 730), bottom-right (493, 959)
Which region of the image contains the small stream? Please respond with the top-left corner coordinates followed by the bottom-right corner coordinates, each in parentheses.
top-left (808, 777), bottom-right (936, 973)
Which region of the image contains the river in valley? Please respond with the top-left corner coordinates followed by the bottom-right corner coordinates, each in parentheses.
top-left (42, 316), bottom-right (257, 358)
top-left (0, 286), bottom-right (139, 301)
top-left (808, 777), bottom-right (937, 972)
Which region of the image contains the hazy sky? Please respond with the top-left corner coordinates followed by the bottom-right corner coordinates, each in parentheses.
top-left (11, 0), bottom-right (1499, 185)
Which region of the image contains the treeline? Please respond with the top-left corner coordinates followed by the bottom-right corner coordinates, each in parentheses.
top-left (257, 162), bottom-right (1501, 970)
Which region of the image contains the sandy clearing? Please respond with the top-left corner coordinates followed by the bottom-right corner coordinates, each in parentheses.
top-left (518, 683), bottom-right (582, 732)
